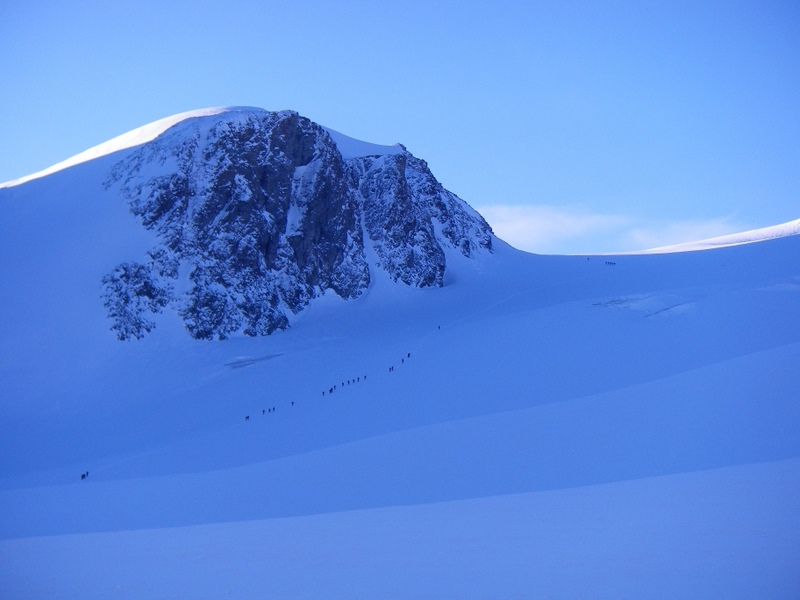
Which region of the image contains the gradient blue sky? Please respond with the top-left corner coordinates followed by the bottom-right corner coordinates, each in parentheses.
top-left (1, 0), bottom-right (798, 253)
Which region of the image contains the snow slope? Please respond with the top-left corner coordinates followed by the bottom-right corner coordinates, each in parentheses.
top-left (1, 113), bottom-right (799, 598)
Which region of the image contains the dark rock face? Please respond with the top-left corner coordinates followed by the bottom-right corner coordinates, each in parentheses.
top-left (101, 262), bottom-right (172, 340)
top-left (103, 109), bottom-right (493, 340)
top-left (354, 151), bottom-right (493, 287)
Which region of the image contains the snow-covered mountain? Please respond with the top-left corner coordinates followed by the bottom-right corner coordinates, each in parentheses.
top-left (21, 107), bottom-right (491, 340)
top-left (1, 109), bottom-right (799, 598)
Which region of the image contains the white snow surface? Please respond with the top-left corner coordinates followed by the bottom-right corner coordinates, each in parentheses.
top-left (1, 121), bottom-right (800, 598)
top-left (322, 126), bottom-right (404, 158)
top-left (635, 217), bottom-right (800, 253)
top-left (0, 107), bottom-right (239, 189)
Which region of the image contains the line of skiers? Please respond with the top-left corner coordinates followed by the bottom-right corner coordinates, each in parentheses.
top-left (238, 348), bottom-right (416, 438)
top-left (82, 339), bottom-right (432, 481)
top-left (323, 374), bottom-right (368, 397)
top-left (244, 406), bottom-right (280, 421)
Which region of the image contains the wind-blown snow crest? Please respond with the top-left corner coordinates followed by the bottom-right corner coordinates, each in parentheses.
top-left (0, 109), bottom-right (408, 190)
top-left (0, 107), bottom-right (233, 189)
top-left (634, 217), bottom-right (800, 254)
top-left (321, 127), bottom-right (404, 159)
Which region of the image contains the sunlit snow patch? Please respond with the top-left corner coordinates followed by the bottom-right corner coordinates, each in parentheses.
top-left (0, 107), bottom-right (232, 189)
top-left (635, 218), bottom-right (800, 254)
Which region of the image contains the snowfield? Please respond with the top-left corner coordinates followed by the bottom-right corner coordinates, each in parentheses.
top-left (1, 110), bottom-right (799, 598)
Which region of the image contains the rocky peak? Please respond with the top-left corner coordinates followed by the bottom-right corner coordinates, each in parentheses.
top-left (102, 108), bottom-right (493, 340)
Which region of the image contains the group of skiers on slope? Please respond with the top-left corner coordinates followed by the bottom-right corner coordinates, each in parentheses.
top-left (388, 352), bottom-right (412, 373)
top-left (244, 406), bottom-right (282, 422)
top-left (82, 330), bottom-right (434, 480)
top-left (240, 350), bottom-right (415, 424)
top-left (322, 374), bottom-right (367, 397)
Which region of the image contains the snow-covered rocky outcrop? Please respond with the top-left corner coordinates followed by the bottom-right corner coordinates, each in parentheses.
top-left (100, 108), bottom-right (493, 339)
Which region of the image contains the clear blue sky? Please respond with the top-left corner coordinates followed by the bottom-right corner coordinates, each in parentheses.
top-left (1, 0), bottom-right (798, 253)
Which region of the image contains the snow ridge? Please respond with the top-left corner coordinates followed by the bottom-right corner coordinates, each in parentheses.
top-left (635, 218), bottom-right (800, 254)
top-left (0, 107), bottom-right (232, 189)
